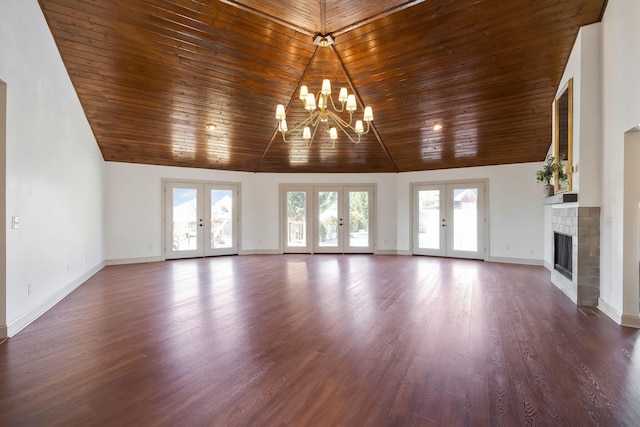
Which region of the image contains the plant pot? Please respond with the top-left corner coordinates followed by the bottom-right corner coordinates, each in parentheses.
top-left (543, 184), bottom-right (554, 198)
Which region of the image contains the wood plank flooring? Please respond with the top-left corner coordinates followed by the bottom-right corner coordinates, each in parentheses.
top-left (1, 255), bottom-right (639, 426)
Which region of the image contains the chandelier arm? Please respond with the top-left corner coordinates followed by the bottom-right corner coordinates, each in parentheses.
top-left (327, 94), bottom-right (346, 113)
top-left (327, 111), bottom-right (354, 130)
top-left (307, 124), bottom-right (321, 148)
top-left (282, 113), bottom-right (318, 137)
top-left (334, 121), bottom-right (362, 144)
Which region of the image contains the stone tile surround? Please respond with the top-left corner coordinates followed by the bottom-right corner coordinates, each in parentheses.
top-left (551, 207), bottom-right (600, 306)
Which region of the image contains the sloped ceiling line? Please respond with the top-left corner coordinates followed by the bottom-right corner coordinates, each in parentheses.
top-left (330, 44), bottom-right (399, 172)
top-left (254, 45), bottom-right (321, 172)
top-left (37, 0), bottom-right (608, 173)
top-left (332, 0), bottom-right (427, 37)
top-left (217, 0), bottom-right (316, 36)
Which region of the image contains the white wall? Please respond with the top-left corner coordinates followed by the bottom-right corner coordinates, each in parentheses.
top-left (553, 23), bottom-right (603, 205)
top-left (543, 24), bottom-right (603, 268)
top-left (396, 163), bottom-right (544, 261)
top-left (106, 161), bottom-right (544, 264)
top-left (599, 0), bottom-right (640, 326)
top-left (0, 1), bottom-right (106, 336)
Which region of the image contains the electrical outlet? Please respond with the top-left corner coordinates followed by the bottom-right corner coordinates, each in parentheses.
top-left (528, 248), bottom-right (534, 255)
top-left (66, 264), bottom-right (70, 274)
top-left (27, 283), bottom-right (32, 296)
top-left (11, 216), bottom-right (20, 229)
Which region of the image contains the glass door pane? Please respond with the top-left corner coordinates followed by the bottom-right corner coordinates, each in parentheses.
top-left (172, 188), bottom-right (199, 251)
top-left (413, 185), bottom-right (445, 256)
top-left (287, 191), bottom-right (307, 247)
top-left (205, 184), bottom-right (238, 256)
top-left (452, 188), bottom-right (478, 252)
top-left (348, 191), bottom-right (369, 247)
top-left (166, 182), bottom-right (204, 260)
top-left (210, 189), bottom-right (233, 249)
top-left (418, 189), bottom-right (441, 250)
top-left (446, 182), bottom-right (484, 259)
top-left (318, 191), bottom-right (339, 248)
top-left (343, 186), bottom-right (374, 253)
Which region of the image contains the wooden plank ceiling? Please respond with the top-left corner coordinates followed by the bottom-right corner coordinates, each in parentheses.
top-left (38, 0), bottom-right (606, 173)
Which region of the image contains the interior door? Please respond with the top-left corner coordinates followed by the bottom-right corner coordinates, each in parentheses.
top-left (413, 182), bottom-right (485, 259)
top-left (165, 181), bottom-right (239, 259)
top-left (314, 186), bottom-right (374, 254)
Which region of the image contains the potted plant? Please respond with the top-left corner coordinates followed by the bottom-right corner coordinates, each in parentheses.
top-left (536, 154), bottom-right (567, 197)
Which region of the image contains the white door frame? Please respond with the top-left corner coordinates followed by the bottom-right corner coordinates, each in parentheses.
top-left (280, 183), bottom-right (376, 254)
top-left (162, 179), bottom-right (241, 259)
top-left (410, 180), bottom-right (489, 260)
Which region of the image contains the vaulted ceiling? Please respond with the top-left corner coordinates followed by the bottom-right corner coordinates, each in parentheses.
top-left (37, 0), bottom-right (606, 173)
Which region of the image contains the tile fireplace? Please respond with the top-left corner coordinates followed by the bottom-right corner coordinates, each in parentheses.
top-left (550, 207), bottom-right (600, 306)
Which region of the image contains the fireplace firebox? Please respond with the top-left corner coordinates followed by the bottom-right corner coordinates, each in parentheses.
top-left (554, 232), bottom-right (572, 280)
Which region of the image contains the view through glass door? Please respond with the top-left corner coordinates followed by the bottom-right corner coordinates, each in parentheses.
top-left (412, 182), bottom-right (485, 259)
top-left (165, 181), bottom-right (239, 259)
top-left (314, 186), bottom-right (374, 254)
top-left (283, 185), bottom-right (374, 254)
top-left (283, 187), bottom-right (312, 253)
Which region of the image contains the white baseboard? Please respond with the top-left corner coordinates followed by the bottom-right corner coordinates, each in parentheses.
top-left (375, 249), bottom-right (410, 255)
top-left (5, 261), bottom-right (105, 337)
top-left (105, 256), bottom-right (165, 266)
top-left (621, 314), bottom-right (640, 328)
top-left (488, 256), bottom-right (544, 266)
top-left (596, 297), bottom-right (640, 328)
top-left (239, 249), bottom-right (281, 255)
top-left (543, 260), bottom-right (553, 271)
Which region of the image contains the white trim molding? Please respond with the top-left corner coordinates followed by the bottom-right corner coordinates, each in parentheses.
top-left (239, 249), bottom-right (281, 256)
top-left (6, 261), bottom-right (105, 337)
top-left (489, 256), bottom-right (544, 266)
top-left (598, 298), bottom-right (640, 328)
top-left (105, 256), bottom-right (165, 266)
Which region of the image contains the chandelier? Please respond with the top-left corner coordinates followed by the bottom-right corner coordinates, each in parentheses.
top-left (275, 35), bottom-right (374, 148)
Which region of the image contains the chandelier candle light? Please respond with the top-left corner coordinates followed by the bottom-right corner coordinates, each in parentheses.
top-left (275, 37), bottom-right (373, 148)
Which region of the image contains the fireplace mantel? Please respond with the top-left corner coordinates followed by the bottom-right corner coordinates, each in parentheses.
top-left (544, 193), bottom-right (578, 205)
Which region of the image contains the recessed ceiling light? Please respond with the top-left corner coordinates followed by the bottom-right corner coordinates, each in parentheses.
top-left (205, 123), bottom-right (216, 131)
top-left (433, 123), bottom-right (443, 131)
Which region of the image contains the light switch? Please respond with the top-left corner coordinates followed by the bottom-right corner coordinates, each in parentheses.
top-left (11, 216), bottom-right (19, 229)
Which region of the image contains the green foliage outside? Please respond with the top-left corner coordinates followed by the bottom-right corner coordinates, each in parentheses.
top-left (288, 190), bottom-right (369, 239)
top-left (349, 192), bottom-right (368, 232)
top-left (287, 192), bottom-right (306, 221)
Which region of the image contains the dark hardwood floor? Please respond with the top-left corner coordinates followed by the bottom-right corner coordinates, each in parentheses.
top-left (1, 255), bottom-right (639, 426)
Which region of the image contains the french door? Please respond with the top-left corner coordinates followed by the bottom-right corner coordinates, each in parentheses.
top-left (412, 182), bottom-right (486, 259)
top-left (165, 181), bottom-right (239, 259)
top-left (282, 185), bottom-right (375, 253)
